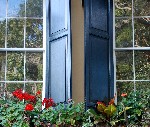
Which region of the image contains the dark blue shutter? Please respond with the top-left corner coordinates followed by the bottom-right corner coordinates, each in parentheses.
top-left (46, 0), bottom-right (71, 102)
top-left (84, 0), bottom-right (114, 108)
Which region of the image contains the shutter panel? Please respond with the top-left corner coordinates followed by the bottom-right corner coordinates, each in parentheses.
top-left (84, 0), bottom-right (114, 108)
top-left (46, 0), bottom-right (71, 102)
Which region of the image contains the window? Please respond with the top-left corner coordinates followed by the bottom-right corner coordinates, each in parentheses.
top-left (114, 0), bottom-right (150, 100)
top-left (0, 0), bottom-right (44, 97)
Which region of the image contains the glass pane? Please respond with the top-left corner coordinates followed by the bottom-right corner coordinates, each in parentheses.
top-left (7, 52), bottom-right (24, 81)
top-left (26, 52), bottom-right (43, 81)
top-left (26, 0), bottom-right (43, 17)
top-left (7, 19), bottom-right (24, 48)
top-left (0, 83), bottom-right (5, 97)
top-left (135, 51), bottom-right (150, 80)
top-left (115, 18), bottom-right (132, 47)
top-left (116, 51), bottom-right (133, 80)
top-left (25, 83), bottom-right (42, 95)
top-left (8, 0), bottom-right (25, 17)
top-left (115, 0), bottom-right (132, 17)
top-left (0, 19), bottom-right (5, 48)
top-left (26, 19), bottom-right (43, 48)
top-left (6, 83), bottom-right (24, 98)
top-left (134, 18), bottom-right (150, 47)
top-left (0, 0), bottom-right (6, 18)
top-left (0, 52), bottom-right (6, 81)
top-left (134, 0), bottom-right (150, 16)
top-left (136, 82), bottom-right (150, 90)
top-left (116, 82), bottom-right (134, 101)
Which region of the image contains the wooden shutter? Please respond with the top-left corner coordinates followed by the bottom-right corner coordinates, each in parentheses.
top-left (84, 0), bottom-right (114, 108)
top-left (46, 0), bottom-right (71, 103)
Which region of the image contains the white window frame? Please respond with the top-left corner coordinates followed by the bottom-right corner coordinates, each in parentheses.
top-left (113, 0), bottom-right (150, 97)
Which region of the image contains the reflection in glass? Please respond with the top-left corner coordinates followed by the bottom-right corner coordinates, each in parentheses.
top-left (115, 18), bottom-right (132, 47)
top-left (7, 52), bottom-right (24, 81)
top-left (115, 0), bottom-right (132, 17)
top-left (26, 52), bottom-right (43, 81)
top-left (134, 18), bottom-right (150, 47)
top-left (0, 0), bottom-right (6, 18)
top-left (26, 19), bottom-right (43, 48)
top-left (26, 0), bottom-right (43, 17)
top-left (0, 83), bottom-right (5, 97)
top-left (8, 0), bottom-right (25, 17)
top-left (25, 83), bottom-right (42, 95)
top-left (0, 52), bottom-right (6, 81)
top-left (134, 0), bottom-right (150, 16)
top-left (0, 19), bottom-right (6, 48)
top-left (7, 19), bottom-right (24, 48)
top-left (116, 82), bottom-right (134, 101)
top-left (136, 82), bottom-right (150, 90)
top-left (116, 51), bottom-right (133, 80)
top-left (135, 51), bottom-right (150, 80)
top-left (6, 83), bottom-right (24, 97)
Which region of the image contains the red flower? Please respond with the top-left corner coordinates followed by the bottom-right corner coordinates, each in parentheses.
top-left (97, 101), bottom-right (106, 106)
top-left (12, 89), bottom-right (24, 100)
top-left (36, 90), bottom-right (41, 95)
top-left (12, 89), bottom-right (36, 103)
top-left (42, 98), bottom-right (54, 108)
top-left (23, 92), bottom-right (31, 100)
top-left (25, 104), bottom-right (34, 111)
top-left (109, 93), bottom-right (116, 105)
top-left (121, 93), bottom-right (127, 97)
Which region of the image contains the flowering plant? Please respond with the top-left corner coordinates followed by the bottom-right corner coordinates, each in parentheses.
top-left (117, 88), bottom-right (150, 126)
top-left (87, 89), bottom-right (150, 126)
top-left (0, 89), bottom-right (149, 127)
top-left (0, 89), bottom-right (90, 127)
top-left (0, 89), bottom-right (55, 127)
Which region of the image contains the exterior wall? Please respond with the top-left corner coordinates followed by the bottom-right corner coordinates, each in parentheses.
top-left (71, 0), bottom-right (84, 103)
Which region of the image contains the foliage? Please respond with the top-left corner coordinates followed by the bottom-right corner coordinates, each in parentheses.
top-left (117, 88), bottom-right (150, 126)
top-left (0, 89), bottom-right (42, 127)
top-left (40, 101), bottom-right (91, 127)
top-left (0, 89), bottom-right (91, 127)
top-left (87, 90), bottom-right (150, 127)
top-left (0, 89), bottom-right (150, 127)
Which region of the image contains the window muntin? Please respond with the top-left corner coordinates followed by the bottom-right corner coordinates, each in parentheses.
top-left (0, 0), bottom-right (43, 97)
top-left (114, 0), bottom-right (150, 100)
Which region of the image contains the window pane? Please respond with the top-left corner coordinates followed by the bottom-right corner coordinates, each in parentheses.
top-left (8, 0), bottom-right (25, 17)
top-left (134, 0), bottom-right (150, 16)
top-left (135, 51), bottom-right (150, 80)
top-left (7, 52), bottom-right (24, 81)
top-left (116, 82), bottom-right (134, 101)
top-left (116, 51), bottom-right (133, 80)
top-left (26, 19), bottom-right (43, 48)
top-left (7, 19), bottom-right (24, 48)
top-left (134, 18), bottom-right (150, 47)
top-left (0, 19), bottom-right (6, 48)
top-left (0, 0), bottom-right (6, 18)
top-left (26, 0), bottom-right (43, 17)
top-left (115, 18), bottom-right (132, 47)
top-left (115, 0), bottom-right (132, 17)
top-left (25, 83), bottom-right (42, 95)
top-left (0, 52), bottom-right (6, 81)
top-left (26, 52), bottom-right (43, 81)
top-left (6, 83), bottom-right (24, 97)
top-left (136, 82), bottom-right (150, 90)
top-left (0, 83), bottom-right (5, 97)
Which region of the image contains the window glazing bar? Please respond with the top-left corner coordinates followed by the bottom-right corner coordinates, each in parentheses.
top-left (0, 48), bottom-right (44, 52)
